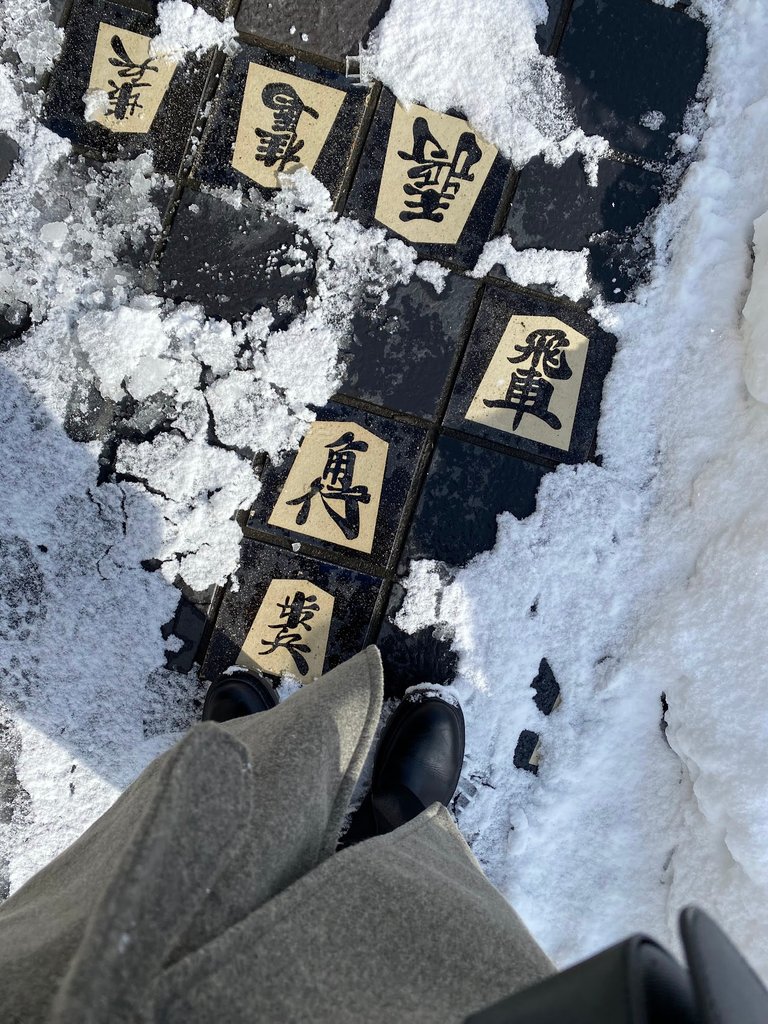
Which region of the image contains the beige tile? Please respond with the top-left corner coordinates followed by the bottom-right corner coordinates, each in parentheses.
top-left (232, 63), bottom-right (345, 188)
top-left (374, 101), bottom-right (497, 245)
top-left (236, 579), bottom-right (334, 681)
top-left (87, 23), bottom-right (177, 134)
top-left (466, 315), bottom-right (589, 452)
top-left (269, 420), bottom-right (389, 553)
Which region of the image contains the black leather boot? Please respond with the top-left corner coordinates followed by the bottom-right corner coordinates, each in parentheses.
top-left (202, 668), bottom-right (279, 722)
top-left (370, 691), bottom-right (465, 835)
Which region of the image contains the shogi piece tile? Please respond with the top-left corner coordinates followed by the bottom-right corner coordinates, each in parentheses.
top-left (375, 581), bottom-right (459, 699)
top-left (44, 0), bottom-right (216, 175)
top-left (444, 286), bottom-right (615, 465)
top-left (155, 188), bottom-right (314, 326)
top-left (556, 0), bottom-right (707, 162)
top-left (200, 539), bottom-right (383, 681)
top-left (247, 402), bottom-right (429, 571)
top-left (344, 90), bottom-right (512, 270)
top-left (401, 434), bottom-right (549, 569)
top-left (505, 153), bottom-right (664, 300)
top-left (337, 272), bottom-right (481, 421)
top-left (193, 45), bottom-right (372, 203)
top-left (235, 0), bottom-right (386, 64)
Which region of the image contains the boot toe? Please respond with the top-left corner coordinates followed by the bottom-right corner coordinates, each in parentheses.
top-left (202, 670), bottom-right (280, 722)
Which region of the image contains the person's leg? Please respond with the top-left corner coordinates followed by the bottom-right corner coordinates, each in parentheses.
top-left (0, 646), bottom-right (383, 1023)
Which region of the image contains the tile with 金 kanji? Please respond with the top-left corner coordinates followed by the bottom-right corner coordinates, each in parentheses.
top-left (344, 89), bottom-right (512, 270)
top-left (245, 402), bottom-right (430, 574)
top-left (200, 539), bottom-right (383, 681)
top-left (193, 44), bottom-right (373, 203)
top-left (444, 286), bottom-right (615, 464)
top-left (44, 0), bottom-right (217, 175)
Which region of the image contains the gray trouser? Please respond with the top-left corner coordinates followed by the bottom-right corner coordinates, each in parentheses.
top-left (0, 646), bottom-right (552, 1023)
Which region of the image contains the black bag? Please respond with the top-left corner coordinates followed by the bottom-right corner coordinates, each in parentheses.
top-left (465, 906), bottom-right (768, 1023)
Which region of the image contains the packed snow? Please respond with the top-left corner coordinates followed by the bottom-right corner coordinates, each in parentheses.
top-left (2, 0), bottom-right (768, 990)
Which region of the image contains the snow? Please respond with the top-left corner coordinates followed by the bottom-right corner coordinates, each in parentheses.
top-left (362, 0), bottom-right (607, 173)
top-left (394, 0), bottom-right (768, 980)
top-left (471, 237), bottom-right (590, 302)
top-left (3, 0), bottom-right (768, 990)
top-left (150, 0), bottom-right (238, 60)
top-left (0, 5), bottom-right (420, 889)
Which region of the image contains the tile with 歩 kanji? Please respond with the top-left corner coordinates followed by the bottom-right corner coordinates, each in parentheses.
top-left (235, 0), bottom-right (389, 65)
top-left (336, 272), bottom-right (481, 422)
top-left (154, 187), bottom-right (315, 327)
top-left (193, 44), bottom-right (373, 204)
top-left (246, 401), bottom-right (430, 573)
top-left (504, 152), bottom-right (664, 301)
top-left (555, 0), bottom-right (707, 163)
top-left (44, 0), bottom-right (217, 175)
top-left (444, 285), bottom-right (615, 465)
top-left (344, 89), bottom-right (512, 271)
top-left (375, 580), bottom-right (459, 699)
top-left (400, 434), bottom-right (550, 570)
top-left (200, 539), bottom-right (383, 681)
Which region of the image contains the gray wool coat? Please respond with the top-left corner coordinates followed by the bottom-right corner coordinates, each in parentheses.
top-left (0, 646), bottom-right (553, 1023)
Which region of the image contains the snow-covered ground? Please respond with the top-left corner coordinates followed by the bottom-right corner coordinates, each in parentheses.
top-left (3, 0), bottom-right (768, 983)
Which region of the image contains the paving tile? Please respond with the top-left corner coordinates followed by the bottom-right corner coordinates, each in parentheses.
top-left (556, 0), bottom-right (707, 162)
top-left (193, 44), bottom-right (372, 204)
top-left (344, 89), bottom-right (512, 270)
top-left (246, 401), bottom-right (430, 572)
top-left (235, 0), bottom-right (389, 64)
top-left (200, 538), bottom-right (383, 680)
top-left (0, 301), bottom-right (32, 351)
top-left (444, 285), bottom-right (616, 465)
top-left (375, 580), bottom-right (458, 700)
top-left (44, 0), bottom-right (216, 175)
top-left (400, 434), bottom-right (549, 570)
top-left (504, 152), bottom-right (664, 300)
top-left (0, 133), bottom-right (19, 185)
top-left (154, 187), bottom-right (314, 327)
top-left (536, 0), bottom-right (568, 53)
top-left (337, 272), bottom-right (481, 421)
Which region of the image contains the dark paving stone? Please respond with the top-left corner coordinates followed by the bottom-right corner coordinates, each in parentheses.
top-left (235, 0), bottom-right (390, 64)
top-left (44, 0), bottom-right (216, 175)
top-left (194, 44), bottom-right (373, 203)
top-left (344, 89), bottom-right (512, 271)
top-left (0, 301), bottom-right (32, 350)
top-left (401, 434), bottom-right (549, 569)
top-left (154, 187), bottom-right (314, 327)
top-left (162, 593), bottom-right (210, 673)
top-left (444, 285), bottom-right (616, 465)
top-left (0, 133), bottom-right (19, 185)
top-left (200, 538), bottom-right (383, 680)
top-left (336, 272), bottom-right (480, 421)
top-left (504, 152), bottom-right (664, 300)
top-left (514, 729), bottom-right (540, 774)
top-left (531, 657), bottom-right (560, 715)
top-left (556, 0), bottom-right (708, 162)
top-left (246, 401), bottom-right (430, 573)
top-left (375, 580), bottom-right (458, 700)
